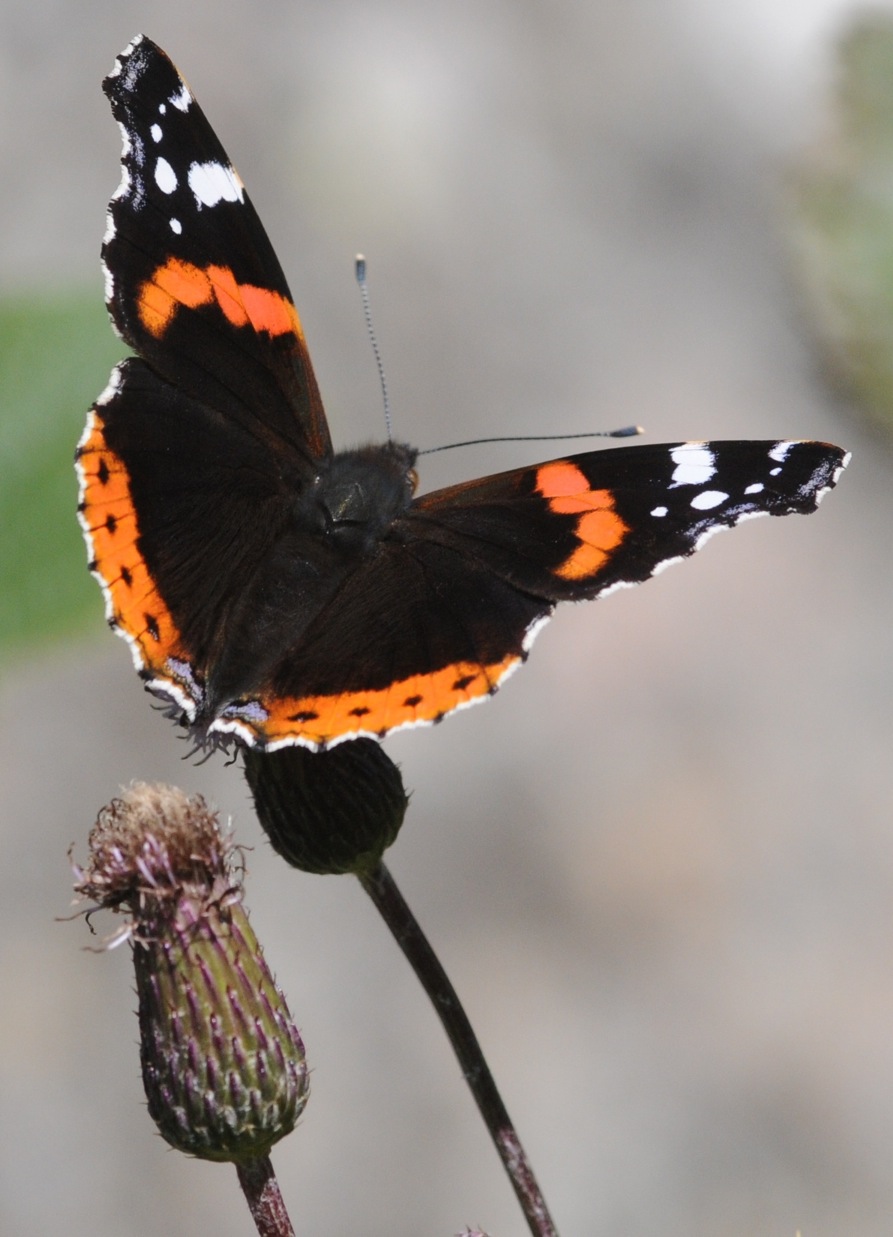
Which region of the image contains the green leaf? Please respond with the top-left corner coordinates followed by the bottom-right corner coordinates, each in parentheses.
top-left (0, 293), bottom-right (123, 659)
top-left (789, 13), bottom-right (893, 437)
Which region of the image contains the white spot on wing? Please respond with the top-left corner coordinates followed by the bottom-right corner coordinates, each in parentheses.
top-left (690, 489), bottom-right (728, 511)
top-left (651, 505), bottom-right (668, 518)
top-left (670, 443), bottom-right (716, 488)
top-left (744, 482), bottom-right (764, 495)
top-left (150, 123), bottom-right (162, 142)
top-left (169, 84), bottom-right (192, 112)
top-left (154, 157), bottom-right (177, 194)
top-left (768, 441), bottom-right (794, 463)
top-left (169, 217), bottom-right (183, 234)
top-left (188, 160), bottom-right (244, 207)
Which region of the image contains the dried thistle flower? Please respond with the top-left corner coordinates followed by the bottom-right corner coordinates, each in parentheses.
top-left (74, 783), bottom-right (308, 1163)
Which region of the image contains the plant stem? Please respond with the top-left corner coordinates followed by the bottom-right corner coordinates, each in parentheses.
top-left (359, 861), bottom-right (559, 1237)
top-left (235, 1155), bottom-right (295, 1237)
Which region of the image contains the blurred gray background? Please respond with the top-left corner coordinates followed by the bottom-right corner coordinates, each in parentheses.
top-left (2, 1), bottom-right (891, 1234)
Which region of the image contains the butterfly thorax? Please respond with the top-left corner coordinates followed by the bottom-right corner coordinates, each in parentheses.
top-left (300, 441), bottom-right (419, 554)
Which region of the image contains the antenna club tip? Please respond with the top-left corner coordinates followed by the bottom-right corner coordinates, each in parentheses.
top-left (612, 424), bottom-right (645, 438)
top-left (355, 255), bottom-right (366, 282)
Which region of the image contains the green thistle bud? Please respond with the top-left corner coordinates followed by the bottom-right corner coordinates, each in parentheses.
top-left (75, 783), bottom-right (308, 1162)
top-left (244, 738), bottom-right (408, 875)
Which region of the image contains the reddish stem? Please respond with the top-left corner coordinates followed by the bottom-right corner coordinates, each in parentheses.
top-left (235, 1155), bottom-right (295, 1237)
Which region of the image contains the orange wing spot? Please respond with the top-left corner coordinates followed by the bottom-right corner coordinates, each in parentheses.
top-left (224, 274), bottom-right (305, 339)
top-left (536, 463), bottom-right (628, 580)
top-left (138, 258), bottom-right (213, 336)
top-left (554, 506), bottom-right (628, 579)
top-left (206, 264), bottom-right (247, 327)
top-left (535, 460), bottom-right (589, 499)
top-left (78, 415), bottom-right (185, 668)
top-left (137, 258), bottom-right (304, 341)
top-left (253, 652), bottom-right (521, 747)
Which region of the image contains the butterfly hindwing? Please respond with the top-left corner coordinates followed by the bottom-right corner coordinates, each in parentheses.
top-left (77, 356), bottom-right (366, 727)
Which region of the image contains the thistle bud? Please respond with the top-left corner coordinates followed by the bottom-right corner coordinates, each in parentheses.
top-left (74, 783), bottom-right (308, 1162)
top-left (244, 738), bottom-right (408, 875)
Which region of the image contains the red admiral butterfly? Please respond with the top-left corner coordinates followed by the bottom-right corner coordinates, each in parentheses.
top-left (76, 36), bottom-right (849, 752)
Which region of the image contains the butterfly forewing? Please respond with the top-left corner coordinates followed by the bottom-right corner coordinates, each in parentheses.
top-left (411, 440), bottom-right (847, 601)
top-left (102, 35), bottom-right (331, 463)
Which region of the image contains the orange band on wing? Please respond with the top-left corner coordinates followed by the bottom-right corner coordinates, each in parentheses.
top-left (250, 652), bottom-right (522, 748)
top-left (536, 460), bottom-right (591, 498)
top-left (77, 411), bottom-right (184, 669)
top-left (137, 258), bottom-right (304, 341)
top-left (536, 461), bottom-right (629, 580)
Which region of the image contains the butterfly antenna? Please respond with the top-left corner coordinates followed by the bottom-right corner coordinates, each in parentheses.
top-left (419, 424), bottom-right (644, 456)
top-left (355, 255), bottom-right (393, 441)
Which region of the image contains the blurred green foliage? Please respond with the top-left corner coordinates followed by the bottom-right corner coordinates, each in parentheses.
top-left (0, 294), bottom-right (123, 659)
top-left (791, 13), bottom-right (893, 437)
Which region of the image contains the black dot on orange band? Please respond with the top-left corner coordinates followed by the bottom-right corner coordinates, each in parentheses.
top-left (452, 675), bottom-right (475, 691)
top-left (97, 458), bottom-right (110, 486)
top-left (289, 709), bottom-right (319, 722)
top-left (121, 565), bottom-right (133, 587)
top-left (403, 694), bottom-right (423, 708)
top-left (349, 705), bottom-right (371, 717)
top-left (145, 613), bottom-right (160, 641)
top-left (105, 513), bottom-right (118, 534)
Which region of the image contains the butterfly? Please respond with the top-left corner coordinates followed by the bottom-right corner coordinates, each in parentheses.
top-left (76, 35), bottom-right (848, 752)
